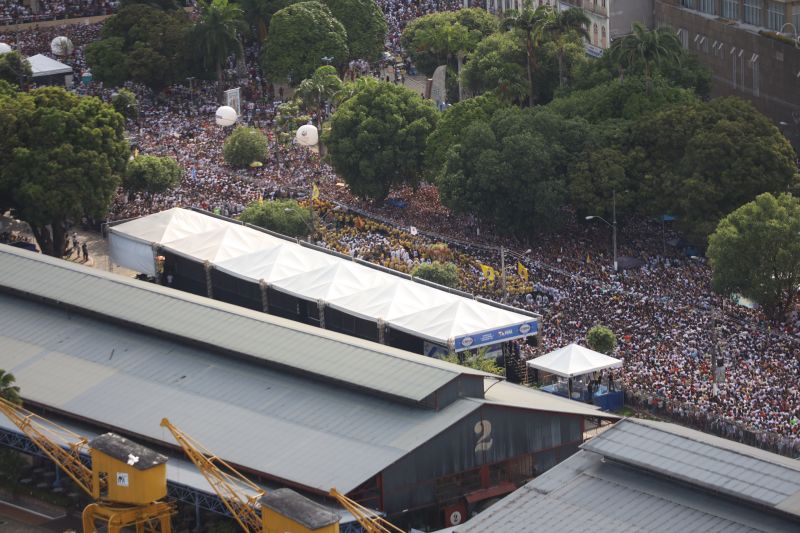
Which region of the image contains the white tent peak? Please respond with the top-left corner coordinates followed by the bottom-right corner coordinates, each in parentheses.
top-left (526, 343), bottom-right (622, 378)
top-left (27, 53), bottom-right (73, 77)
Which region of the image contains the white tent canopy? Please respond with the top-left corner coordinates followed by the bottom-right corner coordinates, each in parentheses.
top-left (526, 343), bottom-right (622, 378)
top-left (27, 54), bottom-right (73, 77)
top-left (109, 208), bottom-right (539, 350)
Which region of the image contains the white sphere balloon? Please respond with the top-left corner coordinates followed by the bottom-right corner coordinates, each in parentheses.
top-left (296, 124), bottom-right (319, 147)
top-left (50, 36), bottom-right (74, 56)
top-left (215, 105), bottom-right (238, 127)
top-left (0, 43), bottom-right (12, 55)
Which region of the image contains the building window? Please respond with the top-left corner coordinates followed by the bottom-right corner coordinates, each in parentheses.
top-left (731, 47), bottom-right (737, 89)
top-left (681, 0), bottom-right (695, 8)
top-left (698, 0), bottom-right (715, 14)
top-left (794, 5), bottom-right (800, 32)
top-left (593, 23), bottom-right (598, 45)
top-left (743, 0), bottom-right (763, 25)
top-left (601, 26), bottom-right (607, 48)
top-left (677, 27), bottom-right (689, 49)
top-left (750, 54), bottom-right (760, 96)
top-left (767, 2), bottom-right (785, 30)
top-left (722, 0), bottom-right (739, 20)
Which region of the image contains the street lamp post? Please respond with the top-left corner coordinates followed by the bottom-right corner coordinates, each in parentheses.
top-left (586, 189), bottom-right (618, 273)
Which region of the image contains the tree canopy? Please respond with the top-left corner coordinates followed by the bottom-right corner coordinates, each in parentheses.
top-left (460, 31), bottom-right (528, 104)
top-left (0, 51), bottom-right (31, 87)
top-left (412, 261), bottom-right (460, 288)
top-left (0, 87), bottom-right (128, 256)
top-left (325, 79), bottom-right (438, 200)
top-left (262, 1), bottom-right (348, 85)
top-left (124, 155), bottom-right (182, 194)
top-left (586, 325), bottom-right (617, 355)
top-left (239, 199), bottom-right (314, 238)
top-left (707, 193), bottom-right (800, 321)
top-left (111, 88), bottom-right (139, 121)
top-left (194, 0), bottom-right (248, 102)
top-left (294, 65), bottom-right (342, 125)
top-left (223, 126), bottom-right (269, 167)
top-left (324, 0), bottom-right (387, 61)
top-left (0, 370), bottom-right (21, 405)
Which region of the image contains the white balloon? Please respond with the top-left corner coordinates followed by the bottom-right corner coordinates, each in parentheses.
top-left (215, 105), bottom-right (238, 127)
top-left (0, 43), bottom-right (12, 55)
top-left (295, 124), bottom-right (319, 146)
top-left (50, 36), bottom-right (74, 56)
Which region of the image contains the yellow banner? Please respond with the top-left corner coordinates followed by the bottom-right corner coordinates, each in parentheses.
top-left (517, 261), bottom-right (528, 282)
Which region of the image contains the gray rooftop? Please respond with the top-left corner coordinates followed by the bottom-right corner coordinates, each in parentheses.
top-left (0, 245), bottom-right (492, 406)
top-left (90, 433), bottom-right (168, 470)
top-left (583, 418), bottom-right (800, 519)
top-left (260, 488), bottom-right (340, 529)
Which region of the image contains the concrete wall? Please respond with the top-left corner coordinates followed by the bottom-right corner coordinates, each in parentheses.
top-left (655, 1), bottom-right (800, 147)
top-left (611, 0), bottom-right (655, 38)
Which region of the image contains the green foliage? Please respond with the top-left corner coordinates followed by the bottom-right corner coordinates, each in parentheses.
top-left (239, 199), bottom-right (313, 238)
top-left (442, 350), bottom-right (503, 375)
top-left (0, 51), bottom-right (31, 86)
top-left (425, 94), bottom-right (505, 179)
top-left (437, 106), bottom-right (586, 236)
top-left (401, 9), bottom-right (498, 77)
top-left (111, 88), bottom-right (139, 120)
top-left (120, 0), bottom-right (181, 9)
top-left (324, 0), bottom-right (387, 61)
top-left (631, 97), bottom-right (799, 243)
top-left (412, 261), bottom-right (459, 288)
top-left (262, 1), bottom-right (348, 85)
top-left (195, 0), bottom-right (248, 101)
top-left (325, 78), bottom-right (438, 200)
top-left (502, 1), bottom-right (556, 106)
top-left (0, 87), bottom-right (129, 256)
top-left (222, 126), bottom-right (269, 167)
top-left (708, 193), bottom-right (800, 321)
top-left (275, 100), bottom-right (312, 139)
top-left (586, 325), bottom-right (617, 355)
top-left (460, 32), bottom-right (528, 104)
top-left (91, 4), bottom-right (192, 89)
top-left (294, 65), bottom-right (342, 122)
top-left (0, 369), bottom-right (21, 405)
top-left (124, 155), bottom-right (182, 194)
top-left (608, 22), bottom-right (683, 93)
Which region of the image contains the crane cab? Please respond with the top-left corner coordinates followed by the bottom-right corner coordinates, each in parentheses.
top-left (261, 488), bottom-right (340, 533)
top-left (89, 433), bottom-right (168, 505)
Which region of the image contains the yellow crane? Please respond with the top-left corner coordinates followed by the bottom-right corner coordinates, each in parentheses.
top-left (160, 418), bottom-right (404, 533)
top-left (0, 397), bottom-right (172, 533)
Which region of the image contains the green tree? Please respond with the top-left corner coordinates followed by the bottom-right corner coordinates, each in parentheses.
top-left (111, 88), bottom-right (138, 121)
top-left (0, 370), bottom-right (21, 405)
top-left (325, 78), bottom-right (438, 200)
top-left (443, 350), bottom-right (503, 375)
top-left (708, 193), bottom-right (800, 321)
top-left (239, 199), bottom-right (313, 238)
top-left (547, 7), bottom-right (589, 87)
top-left (262, 1), bottom-right (348, 85)
top-left (586, 325), bottom-right (617, 355)
top-left (324, 0), bottom-right (386, 61)
top-left (460, 32), bottom-right (528, 104)
top-left (412, 261), bottom-right (460, 288)
top-left (438, 107), bottom-right (586, 236)
top-left (222, 126), bottom-right (269, 167)
top-left (0, 87), bottom-right (128, 257)
top-left (85, 37), bottom-right (129, 87)
top-left (0, 51), bottom-right (31, 86)
top-left (632, 97), bottom-right (799, 243)
top-left (195, 0), bottom-right (248, 103)
top-left (609, 22), bottom-right (682, 93)
top-left (124, 155), bottom-right (182, 194)
top-left (503, 0), bottom-right (556, 106)
top-left (424, 94), bottom-right (505, 179)
top-left (295, 65), bottom-right (342, 126)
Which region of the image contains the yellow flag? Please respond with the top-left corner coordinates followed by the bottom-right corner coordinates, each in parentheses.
top-left (311, 183), bottom-right (320, 200)
top-left (133, 148), bottom-right (139, 158)
top-left (479, 263), bottom-right (496, 283)
top-left (257, 194), bottom-right (264, 205)
top-left (517, 261), bottom-right (528, 282)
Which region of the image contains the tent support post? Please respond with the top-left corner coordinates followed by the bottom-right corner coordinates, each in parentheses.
top-left (260, 280), bottom-right (269, 312)
top-left (317, 300), bottom-right (326, 329)
top-left (204, 261), bottom-right (213, 298)
top-left (377, 319), bottom-right (386, 344)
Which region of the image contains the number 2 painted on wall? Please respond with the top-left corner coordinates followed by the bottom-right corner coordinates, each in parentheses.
top-left (474, 420), bottom-right (493, 453)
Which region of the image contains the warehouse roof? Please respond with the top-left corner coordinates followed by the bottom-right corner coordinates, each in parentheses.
top-left (0, 245), bottom-right (491, 406)
top-left (583, 418), bottom-right (800, 518)
top-left (455, 419), bottom-right (800, 533)
top-left (108, 208), bottom-right (539, 351)
top-left (482, 381), bottom-right (619, 419)
top-left (90, 433), bottom-right (168, 470)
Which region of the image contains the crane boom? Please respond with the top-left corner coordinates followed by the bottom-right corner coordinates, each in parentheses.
top-left (160, 418), bottom-right (263, 533)
top-left (0, 397), bottom-right (98, 497)
top-left (329, 488), bottom-right (404, 533)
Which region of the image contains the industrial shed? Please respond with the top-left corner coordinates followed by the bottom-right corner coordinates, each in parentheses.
top-left (107, 208), bottom-right (539, 356)
top-left (452, 418), bottom-right (800, 532)
top-left (0, 245), bottom-right (612, 529)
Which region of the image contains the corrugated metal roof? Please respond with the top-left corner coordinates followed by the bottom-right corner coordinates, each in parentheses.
top-left (582, 419), bottom-right (800, 519)
top-left (0, 293), bottom-right (481, 494)
top-left (0, 245), bottom-right (494, 405)
top-left (454, 449), bottom-right (800, 533)
top-left (483, 380), bottom-right (620, 419)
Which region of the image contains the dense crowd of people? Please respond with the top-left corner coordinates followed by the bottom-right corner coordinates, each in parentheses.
top-left (2, 4), bottom-right (798, 454)
top-left (0, 0), bottom-right (115, 25)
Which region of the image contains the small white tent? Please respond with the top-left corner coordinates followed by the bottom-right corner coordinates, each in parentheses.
top-left (527, 343), bottom-right (621, 378)
top-left (27, 54), bottom-right (73, 78)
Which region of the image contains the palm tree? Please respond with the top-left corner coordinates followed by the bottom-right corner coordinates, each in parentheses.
top-left (0, 370), bottom-right (20, 405)
top-left (503, 0), bottom-right (556, 106)
top-left (195, 0), bottom-right (248, 103)
top-left (609, 22), bottom-right (682, 93)
top-left (547, 7), bottom-right (590, 87)
top-left (295, 66), bottom-right (343, 127)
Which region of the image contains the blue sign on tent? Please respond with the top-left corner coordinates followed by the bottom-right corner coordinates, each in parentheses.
top-left (454, 320), bottom-right (538, 351)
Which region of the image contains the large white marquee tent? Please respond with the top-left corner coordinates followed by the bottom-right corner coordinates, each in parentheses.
top-left (109, 208), bottom-right (539, 352)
